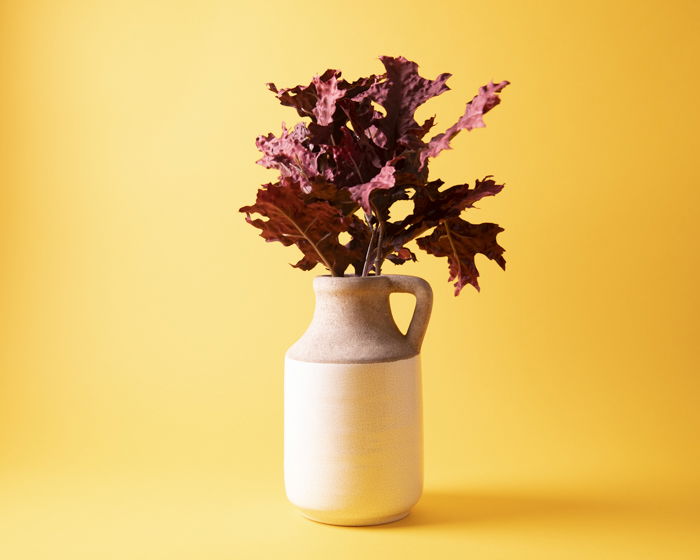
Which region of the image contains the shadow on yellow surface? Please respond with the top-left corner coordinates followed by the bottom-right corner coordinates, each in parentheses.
top-left (380, 489), bottom-right (631, 529)
top-left (299, 487), bottom-right (699, 558)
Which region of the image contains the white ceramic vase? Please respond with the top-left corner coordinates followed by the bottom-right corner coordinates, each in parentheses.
top-left (284, 274), bottom-right (433, 526)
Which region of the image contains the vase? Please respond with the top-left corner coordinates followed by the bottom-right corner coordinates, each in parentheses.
top-left (284, 274), bottom-right (433, 526)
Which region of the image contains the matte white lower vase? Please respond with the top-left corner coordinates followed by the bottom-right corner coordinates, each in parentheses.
top-left (283, 275), bottom-right (432, 526)
top-left (284, 356), bottom-right (423, 526)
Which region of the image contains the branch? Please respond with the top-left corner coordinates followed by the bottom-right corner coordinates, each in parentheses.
top-left (371, 201), bottom-right (385, 275)
top-left (361, 220), bottom-right (376, 277)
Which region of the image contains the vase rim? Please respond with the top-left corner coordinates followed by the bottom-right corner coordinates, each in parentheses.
top-left (314, 273), bottom-right (423, 280)
top-left (311, 274), bottom-right (429, 295)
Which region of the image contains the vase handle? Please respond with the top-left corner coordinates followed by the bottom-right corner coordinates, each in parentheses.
top-left (387, 276), bottom-right (433, 353)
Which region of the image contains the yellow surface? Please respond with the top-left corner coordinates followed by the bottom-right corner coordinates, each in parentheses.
top-left (1, 0), bottom-right (699, 558)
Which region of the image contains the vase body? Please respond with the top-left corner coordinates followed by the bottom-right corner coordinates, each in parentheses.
top-left (284, 275), bottom-right (433, 526)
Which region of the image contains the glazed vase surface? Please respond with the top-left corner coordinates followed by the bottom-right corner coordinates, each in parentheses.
top-left (284, 274), bottom-right (432, 526)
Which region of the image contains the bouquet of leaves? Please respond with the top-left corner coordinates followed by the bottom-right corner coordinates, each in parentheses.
top-left (240, 56), bottom-right (509, 294)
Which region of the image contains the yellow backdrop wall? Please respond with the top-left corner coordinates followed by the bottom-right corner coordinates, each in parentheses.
top-left (1, 1), bottom-right (698, 558)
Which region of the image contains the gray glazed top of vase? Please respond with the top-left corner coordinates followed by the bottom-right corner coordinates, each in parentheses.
top-left (286, 275), bottom-right (433, 364)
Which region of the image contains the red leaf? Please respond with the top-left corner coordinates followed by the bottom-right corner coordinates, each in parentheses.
top-left (389, 177), bottom-right (504, 249)
top-left (328, 128), bottom-right (373, 188)
top-left (345, 214), bottom-right (373, 275)
top-left (411, 116), bottom-right (436, 140)
top-left (267, 68), bottom-right (339, 119)
top-left (386, 246), bottom-right (417, 265)
top-left (368, 56), bottom-right (451, 149)
top-left (420, 81), bottom-right (509, 168)
top-left (245, 58), bottom-right (510, 290)
top-left (416, 218), bottom-right (505, 294)
top-left (412, 176), bottom-right (504, 225)
top-left (347, 163), bottom-right (396, 214)
top-left (240, 183), bottom-right (353, 276)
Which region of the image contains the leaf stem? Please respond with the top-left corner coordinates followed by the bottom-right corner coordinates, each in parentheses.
top-left (347, 152), bottom-right (365, 184)
top-left (361, 219), bottom-right (376, 277)
top-left (371, 201), bottom-right (385, 275)
top-left (291, 220), bottom-right (335, 275)
top-left (444, 220), bottom-right (462, 280)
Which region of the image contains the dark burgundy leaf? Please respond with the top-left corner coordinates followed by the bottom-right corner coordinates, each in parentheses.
top-left (266, 82), bottom-right (316, 119)
top-left (410, 116), bottom-right (436, 140)
top-left (291, 254), bottom-right (319, 271)
top-left (370, 185), bottom-right (410, 222)
top-left (367, 56), bottom-right (451, 149)
top-left (386, 247), bottom-right (417, 265)
top-left (388, 177), bottom-right (504, 250)
top-left (267, 68), bottom-right (339, 120)
top-left (391, 149), bottom-right (429, 188)
top-left (411, 176), bottom-right (504, 227)
top-left (328, 128), bottom-right (372, 188)
top-left (344, 74), bottom-right (380, 98)
top-left (244, 57), bottom-right (510, 289)
top-left (240, 183), bottom-right (353, 276)
top-left (416, 218), bottom-right (506, 294)
top-left (345, 214), bottom-right (372, 276)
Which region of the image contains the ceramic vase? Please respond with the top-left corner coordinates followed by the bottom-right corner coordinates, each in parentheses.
top-left (284, 274), bottom-right (433, 526)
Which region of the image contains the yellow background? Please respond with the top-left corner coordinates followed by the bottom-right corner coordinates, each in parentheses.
top-left (1, 0), bottom-right (699, 558)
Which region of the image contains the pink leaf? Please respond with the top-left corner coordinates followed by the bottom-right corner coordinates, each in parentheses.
top-left (420, 81), bottom-right (509, 168)
top-left (347, 164), bottom-right (396, 214)
top-left (312, 73), bottom-right (345, 126)
top-left (256, 123), bottom-right (322, 194)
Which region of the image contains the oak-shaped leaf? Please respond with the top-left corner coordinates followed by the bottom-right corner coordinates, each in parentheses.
top-left (240, 183), bottom-right (353, 276)
top-left (390, 177), bottom-right (504, 249)
top-left (386, 247), bottom-right (417, 265)
top-left (416, 218), bottom-right (505, 294)
top-left (246, 57), bottom-right (510, 289)
top-left (344, 213), bottom-right (373, 275)
top-left (256, 123), bottom-right (329, 194)
top-left (412, 176), bottom-right (504, 224)
top-left (420, 80), bottom-right (509, 168)
top-left (367, 56), bottom-right (451, 150)
top-left (328, 128), bottom-right (375, 189)
top-left (312, 72), bottom-right (345, 126)
top-left (369, 184), bottom-right (410, 223)
top-left (267, 68), bottom-right (339, 119)
top-left (410, 116), bottom-right (436, 140)
top-left (347, 163), bottom-right (396, 214)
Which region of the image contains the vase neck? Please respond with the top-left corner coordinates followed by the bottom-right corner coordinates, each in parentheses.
top-left (310, 277), bottom-right (397, 334)
top-left (286, 276), bottom-right (416, 364)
